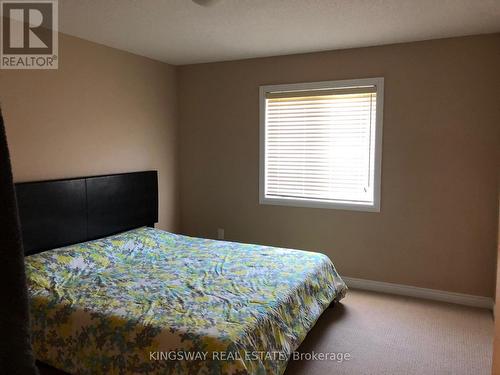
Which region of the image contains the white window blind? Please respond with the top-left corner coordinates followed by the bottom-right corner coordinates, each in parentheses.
top-left (260, 78), bottom-right (383, 211)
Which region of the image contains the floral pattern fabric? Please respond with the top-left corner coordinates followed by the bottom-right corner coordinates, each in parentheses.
top-left (25, 227), bottom-right (347, 374)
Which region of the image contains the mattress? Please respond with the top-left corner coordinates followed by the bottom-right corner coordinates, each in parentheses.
top-left (25, 227), bottom-right (347, 374)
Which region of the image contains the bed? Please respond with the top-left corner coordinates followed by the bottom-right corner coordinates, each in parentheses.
top-left (17, 171), bottom-right (347, 375)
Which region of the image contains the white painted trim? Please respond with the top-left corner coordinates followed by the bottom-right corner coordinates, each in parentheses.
top-left (342, 276), bottom-right (494, 310)
top-left (259, 77), bottom-right (384, 212)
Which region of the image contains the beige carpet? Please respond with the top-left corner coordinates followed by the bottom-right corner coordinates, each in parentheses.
top-left (285, 289), bottom-right (493, 375)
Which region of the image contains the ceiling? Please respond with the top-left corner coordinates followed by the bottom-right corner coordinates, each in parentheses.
top-left (58, 0), bottom-right (500, 65)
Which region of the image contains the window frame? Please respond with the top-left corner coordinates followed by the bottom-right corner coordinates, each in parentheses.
top-left (259, 77), bottom-right (384, 212)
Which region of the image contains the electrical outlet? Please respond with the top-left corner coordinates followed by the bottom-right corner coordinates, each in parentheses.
top-left (217, 228), bottom-right (225, 240)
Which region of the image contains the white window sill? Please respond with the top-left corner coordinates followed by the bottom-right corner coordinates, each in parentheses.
top-left (260, 196), bottom-right (380, 212)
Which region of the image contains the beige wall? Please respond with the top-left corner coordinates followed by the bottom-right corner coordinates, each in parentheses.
top-left (492, 186), bottom-right (500, 374)
top-left (178, 34), bottom-right (500, 297)
top-left (0, 32), bottom-right (179, 231)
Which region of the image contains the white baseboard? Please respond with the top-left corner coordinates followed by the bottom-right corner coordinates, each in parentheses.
top-left (342, 276), bottom-right (494, 310)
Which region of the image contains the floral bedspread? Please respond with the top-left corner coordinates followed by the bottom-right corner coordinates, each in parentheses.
top-left (25, 227), bottom-right (347, 374)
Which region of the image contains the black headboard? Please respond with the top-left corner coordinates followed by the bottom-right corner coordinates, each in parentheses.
top-left (15, 171), bottom-right (158, 255)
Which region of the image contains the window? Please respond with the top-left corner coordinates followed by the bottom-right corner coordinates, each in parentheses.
top-left (259, 78), bottom-right (383, 211)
